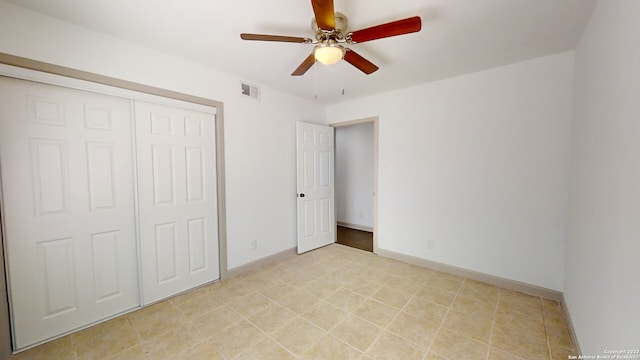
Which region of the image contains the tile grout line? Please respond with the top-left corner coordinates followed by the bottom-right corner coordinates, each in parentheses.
top-left (239, 286), bottom-right (302, 358)
top-left (485, 287), bottom-right (501, 360)
top-left (208, 285), bottom-right (268, 359)
top-left (325, 255), bottom-right (422, 357)
top-left (71, 331), bottom-right (79, 360)
top-left (359, 286), bottom-right (416, 356)
top-left (231, 250), bottom-right (368, 359)
top-left (315, 250), bottom-right (393, 359)
top-left (124, 315), bottom-right (146, 360)
top-left (328, 254), bottom-right (387, 358)
top-left (429, 279), bottom-right (483, 360)
top-left (423, 278), bottom-right (464, 360)
top-left (376, 272), bottom-right (438, 360)
top-left (490, 290), bottom-right (544, 360)
top-left (440, 278), bottom-right (500, 360)
top-left (179, 293), bottom-right (227, 359)
top-left (541, 297), bottom-right (553, 360)
top-left (365, 270), bottom-right (436, 359)
top-left (249, 279), bottom-right (328, 358)
top-left (176, 294), bottom-right (232, 360)
top-left (359, 267), bottom-right (482, 359)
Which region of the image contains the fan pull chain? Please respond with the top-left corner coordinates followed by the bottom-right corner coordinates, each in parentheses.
top-left (313, 60), bottom-right (319, 101)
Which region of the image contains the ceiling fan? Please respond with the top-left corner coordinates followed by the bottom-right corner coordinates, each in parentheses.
top-left (240, 0), bottom-right (422, 76)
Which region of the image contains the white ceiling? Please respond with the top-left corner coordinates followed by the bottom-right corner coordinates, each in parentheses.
top-left (8, 0), bottom-right (596, 104)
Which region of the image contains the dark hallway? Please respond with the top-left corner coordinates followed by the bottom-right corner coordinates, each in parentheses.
top-left (336, 226), bottom-right (373, 252)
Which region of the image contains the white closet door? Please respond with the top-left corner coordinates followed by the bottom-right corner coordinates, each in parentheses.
top-left (0, 77), bottom-right (139, 349)
top-left (135, 100), bottom-right (219, 305)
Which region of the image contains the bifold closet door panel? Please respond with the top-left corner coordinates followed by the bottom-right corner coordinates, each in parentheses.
top-left (134, 100), bottom-right (219, 305)
top-left (0, 77), bottom-right (139, 349)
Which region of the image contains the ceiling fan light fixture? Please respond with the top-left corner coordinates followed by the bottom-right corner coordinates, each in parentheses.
top-left (314, 43), bottom-right (344, 65)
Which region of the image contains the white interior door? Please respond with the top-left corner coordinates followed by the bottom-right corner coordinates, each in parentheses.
top-left (135, 100), bottom-right (219, 305)
top-left (296, 122), bottom-right (335, 253)
top-left (0, 77), bottom-right (139, 349)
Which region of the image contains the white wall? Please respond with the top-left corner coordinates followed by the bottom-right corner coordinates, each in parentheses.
top-left (327, 52), bottom-right (574, 290)
top-left (335, 123), bottom-right (374, 229)
top-left (565, 0), bottom-right (640, 353)
top-left (0, 2), bottom-right (325, 270)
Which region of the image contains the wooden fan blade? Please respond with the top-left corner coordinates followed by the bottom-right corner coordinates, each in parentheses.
top-left (240, 33), bottom-right (311, 43)
top-left (349, 16), bottom-right (422, 43)
top-left (312, 0), bottom-right (335, 30)
top-left (292, 53), bottom-right (316, 76)
top-left (344, 50), bottom-right (379, 75)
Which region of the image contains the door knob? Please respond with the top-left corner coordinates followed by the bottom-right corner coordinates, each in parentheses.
top-left (299, 193), bottom-right (305, 198)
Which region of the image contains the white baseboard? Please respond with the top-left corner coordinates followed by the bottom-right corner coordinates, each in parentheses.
top-left (561, 294), bottom-right (582, 354)
top-left (227, 247), bottom-right (297, 279)
top-left (376, 248), bottom-right (563, 301)
top-left (337, 221), bottom-right (373, 232)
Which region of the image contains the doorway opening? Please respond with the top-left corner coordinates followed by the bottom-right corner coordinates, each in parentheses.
top-left (337, 226), bottom-right (373, 252)
top-left (332, 117), bottom-right (378, 253)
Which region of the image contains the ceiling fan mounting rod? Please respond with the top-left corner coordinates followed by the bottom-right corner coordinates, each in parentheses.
top-left (312, 11), bottom-right (348, 40)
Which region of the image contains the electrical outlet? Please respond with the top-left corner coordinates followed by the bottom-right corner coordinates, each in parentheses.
top-left (251, 240), bottom-right (257, 251)
top-left (427, 239), bottom-right (435, 250)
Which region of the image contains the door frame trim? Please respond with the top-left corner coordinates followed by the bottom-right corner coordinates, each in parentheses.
top-left (330, 117), bottom-right (379, 253)
top-left (0, 53), bottom-right (219, 108)
top-left (0, 54), bottom-right (228, 284)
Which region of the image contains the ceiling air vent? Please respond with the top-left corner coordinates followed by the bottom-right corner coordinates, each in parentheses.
top-left (241, 82), bottom-right (260, 100)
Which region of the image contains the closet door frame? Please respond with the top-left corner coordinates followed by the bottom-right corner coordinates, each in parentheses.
top-left (0, 54), bottom-right (228, 344)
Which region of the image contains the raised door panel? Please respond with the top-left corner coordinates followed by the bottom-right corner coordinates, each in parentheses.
top-left (84, 104), bottom-right (114, 130)
top-left (30, 139), bottom-right (70, 215)
top-left (28, 95), bottom-right (65, 126)
top-left (155, 222), bottom-right (178, 283)
top-left (187, 218), bottom-right (207, 273)
top-left (185, 147), bottom-right (205, 203)
top-left (90, 231), bottom-right (122, 302)
top-left (152, 145), bottom-right (176, 206)
top-left (39, 237), bottom-right (77, 317)
top-left (86, 142), bottom-right (117, 211)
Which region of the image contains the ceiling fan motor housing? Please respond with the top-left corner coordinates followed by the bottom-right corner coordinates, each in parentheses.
top-left (312, 12), bottom-right (348, 40)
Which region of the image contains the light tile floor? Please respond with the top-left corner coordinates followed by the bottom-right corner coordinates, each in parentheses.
top-left (10, 244), bottom-right (577, 360)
